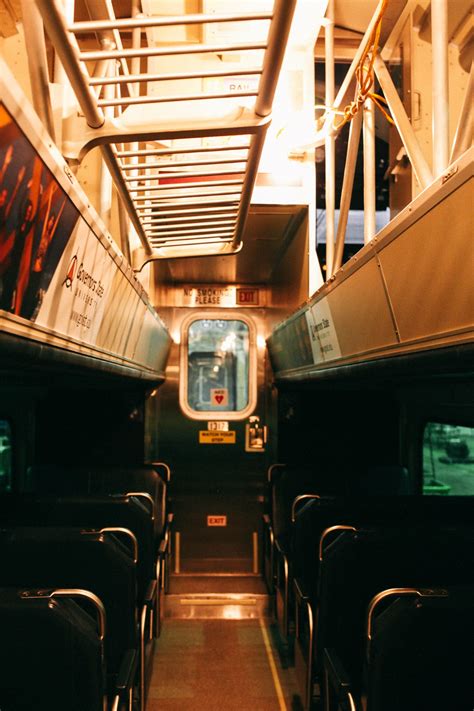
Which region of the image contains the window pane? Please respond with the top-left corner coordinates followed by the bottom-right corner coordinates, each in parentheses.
top-left (423, 423), bottom-right (474, 496)
top-left (0, 420), bottom-right (12, 493)
top-left (187, 319), bottom-right (249, 412)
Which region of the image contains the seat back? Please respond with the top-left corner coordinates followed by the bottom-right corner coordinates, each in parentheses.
top-left (367, 585), bottom-right (474, 711)
top-left (351, 465), bottom-right (411, 495)
top-left (293, 495), bottom-right (474, 599)
top-left (27, 465), bottom-right (167, 544)
top-left (317, 525), bottom-right (474, 692)
top-left (0, 587), bottom-right (104, 711)
top-left (0, 493), bottom-right (154, 602)
top-left (271, 465), bottom-right (345, 545)
top-left (0, 527), bottom-right (137, 676)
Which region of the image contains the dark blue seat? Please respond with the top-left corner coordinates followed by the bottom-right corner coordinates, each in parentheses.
top-left (318, 525), bottom-right (474, 710)
top-left (346, 585), bottom-right (474, 711)
top-left (0, 493), bottom-right (155, 602)
top-left (0, 527), bottom-right (138, 704)
top-left (292, 495), bottom-right (474, 709)
top-left (0, 586), bottom-right (107, 711)
top-left (27, 465), bottom-right (170, 547)
top-left (262, 463), bottom-right (347, 638)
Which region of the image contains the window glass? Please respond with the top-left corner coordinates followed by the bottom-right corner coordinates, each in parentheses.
top-left (0, 420), bottom-right (12, 493)
top-left (423, 422), bottom-right (474, 495)
top-left (187, 319), bottom-right (249, 413)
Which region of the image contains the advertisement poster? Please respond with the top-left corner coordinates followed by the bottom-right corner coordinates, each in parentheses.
top-left (0, 104), bottom-right (79, 321)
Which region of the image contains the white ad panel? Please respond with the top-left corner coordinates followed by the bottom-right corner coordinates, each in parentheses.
top-left (307, 297), bottom-right (342, 364)
top-left (35, 218), bottom-right (115, 345)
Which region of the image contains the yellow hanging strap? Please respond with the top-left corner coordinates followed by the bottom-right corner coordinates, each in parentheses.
top-left (317, 0), bottom-right (394, 131)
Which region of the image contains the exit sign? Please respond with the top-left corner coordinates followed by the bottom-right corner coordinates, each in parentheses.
top-left (207, 515), bottom-right (227, 527)
top-left (237, 288), bottom-right (259, 305)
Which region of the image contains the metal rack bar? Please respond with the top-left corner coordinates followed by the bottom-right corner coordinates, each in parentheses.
top-left (98, 90), bottom-right (258, 108)
top-left (89, 68), bottom-right (262, 86)
top-left (146, 220), bottom-right (237, 233)
top-left (70, 12), bottom-right (273, 33)
top-left (124, 170), bottom-right (245, 182)
top-left (80, 41), bottom-right (267, 62)
top-left (119, 158), bottom-right (246, 170)
top-left (135, 194), bottom-right (241, 204)
top-left (141, 214), bottom-right (238, 226)
top-left (37, 0), bottom-right (295, 261)
top-left (149, 237), bottom-right (233, 248)
top-left (116, 145), bottom-right (250, 158)
top-left (135, 201), bottom-right (241, 211)
top-left (129, 181), bottom-right (244, 193)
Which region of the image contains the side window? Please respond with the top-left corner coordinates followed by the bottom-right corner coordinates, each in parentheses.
top-left (0, 420), bottom-right (13, 493)
top-left (423, 422), bottom-right (474, 495)
top-left (180, 317), bottom-right (255, 420)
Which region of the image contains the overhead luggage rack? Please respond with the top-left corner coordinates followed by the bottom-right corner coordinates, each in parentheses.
top-left (35, 0), bottom-right (297, 266)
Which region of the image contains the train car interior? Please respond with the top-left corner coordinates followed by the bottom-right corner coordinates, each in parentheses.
top-left (0, 0), bottom-right (472, 709)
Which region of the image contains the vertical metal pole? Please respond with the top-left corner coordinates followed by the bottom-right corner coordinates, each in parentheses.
top-left (363, 97), bottom-right (376, 244)
top-left (99, 58), bottom-right (115, 227)
top-left (21, 0), bottom-right (56, 141)
top-left (174, 532), bottom-right (181, 574)
top-left (254, 0), bottom-right (297, 117)
top-left (118, 202), bottom-right (132, 263)
top-left (53, 0), bottom-right (75, 84)
top-left (431, 0), bottom-right (449, 175)
top-left (130, 0), bottom-right (142, 241)
top-left (374, 55), bottom-right (433, 189)
top-left (131, 0), bottom-right (142, 95)
top-left (450, 61), bottom-right (474, 164)
top-left (252, 532), bottom-right (259, 574)
top-left (333, 110), bottom-right (363, 273)
top-left (325, 0), bottom-right (335, 278)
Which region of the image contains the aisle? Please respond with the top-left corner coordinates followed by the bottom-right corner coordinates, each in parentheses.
top-left (147, 618), bottom-right (301, 711)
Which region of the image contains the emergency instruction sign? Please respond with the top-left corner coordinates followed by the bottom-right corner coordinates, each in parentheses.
top-left (199, 431), bottom-right (236, 444)
top-left (210, 388), bottom-right (228, 407)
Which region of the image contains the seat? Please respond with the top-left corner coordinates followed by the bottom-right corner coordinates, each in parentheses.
top-left (0, 528), bottom-right (139, 709)
top-left (318, 525), bottom-right (474, 711)
top-left (0, 586), bottom-right (109, 711)
top-left (360, 585), bottom-right (474, 711)
top-left (0, 493), bottom-right (159, 710)
top-left (0, 493), bottom-right (156, 603)
top-left (292, 495), bottom-right (474, 710)
top-left (27, 464), bottom-right (172, 549)
top-left (263, 463), bottom-right (347, 639)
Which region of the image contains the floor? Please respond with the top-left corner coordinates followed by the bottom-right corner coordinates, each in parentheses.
top-left (146, 575), bottom-right (302, 711)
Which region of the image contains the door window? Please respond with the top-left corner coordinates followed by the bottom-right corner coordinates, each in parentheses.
top-left (180, 317), bottom-right (255, 419)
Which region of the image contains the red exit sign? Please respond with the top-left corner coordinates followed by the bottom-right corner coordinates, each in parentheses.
top-left (207, 515), bottom-right (227, 527)
top-left (237, 288), bottom-right (259, 305)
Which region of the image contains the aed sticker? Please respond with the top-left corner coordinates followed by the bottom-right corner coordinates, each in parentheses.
top-left (199, 431), bottom-right (236, 444)
top-left (210, 388), bottom-right (228, 407)
top-left (207, 515), bottom-right (227, 527)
